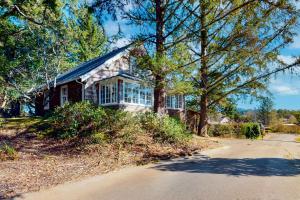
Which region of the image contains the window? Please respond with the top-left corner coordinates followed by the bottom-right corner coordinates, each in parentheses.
top-left (124, 82), bottom-right (132, 103)
top-left (140, 87), bottom-right (146, 105)
top-left (166, 95), bottom-right (183, 109)
top-left (132, 85), bottom-right (139, 104)
top-left (44, 91), bottom-right (49, 110)
top-left (112, 83), bottom-right (117, 103)
top-left (145, 89), bottom-right (152, 106)
top-left (100, 85), bottom-right (105, 104)
top-left (99, 82), bottom-right (118, 105)
top-left (123, 81), bottom-right (153, 106)
top-left (166, 96), bottom-right (172, 108)
top-left (105, 85), bottom-right (111, 103)
top-left (60, 85), bottom-right (68, 106)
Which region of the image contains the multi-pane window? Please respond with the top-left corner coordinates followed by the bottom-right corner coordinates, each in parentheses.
top-left (166, 96), bottom-right (172, 108)
top-left (100, 85), bottom-right (105, 104)
top-left (123, 82), bottom-right (152, 106)
top-left (60, 85), bottom-right (68, 106)
top-left (145, 89), bottom-right (152, 105)
top-left (132, 85), bottom-right (139, 104)
top-left (124, 82), bottom-right (132, 103)
top-left (99, 80), bottom-right (153, 106)
top-left (165, 95), bottom-right (183, 109)
top-left (140, 87), bottom-right (146, 105)
top-left (105, 85), bottom-right (111, 103)
top-left (44, 91), bottom-right (50, 110)
top-left (100, 82), bottom-right (118, 105)
top-left (112, 83), bottom-right (117, 103)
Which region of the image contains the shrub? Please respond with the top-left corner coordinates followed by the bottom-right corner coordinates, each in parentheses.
top-left (0, 143), bottom-right (18, 161)
top-left (241, 123), bottom-right (261, 139)
top-left (139, 112), bottom-right (191, 144)
top-left (48, 102), bottom-right (191, 145)
top-left (0, 118), bottom-right (4, 128)
top-left (271, 124), bottom-right (300, 134)
top-left (49, 102), bottom-right (106, 138)
top-left (208, 124), bottom-right (235, 137)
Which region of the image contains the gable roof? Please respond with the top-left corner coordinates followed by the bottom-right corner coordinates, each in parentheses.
top-left (52, 44), bottom-right (131, 86)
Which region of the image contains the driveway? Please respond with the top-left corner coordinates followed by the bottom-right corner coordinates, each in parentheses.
top-left (17, 133), bottom-right (300, 200)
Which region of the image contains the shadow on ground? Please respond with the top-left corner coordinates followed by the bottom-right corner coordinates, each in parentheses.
top-left (152, 155), bottom-right (300, 177)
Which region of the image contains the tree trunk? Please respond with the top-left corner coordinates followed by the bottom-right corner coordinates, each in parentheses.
top-left (153, 0), bottom-right (166, 115)
top-left (153, 74), bottom-right (165, 114)
top-left (198, 0), bottom-right (209, 137)
top-left (198, 93), bottom-right (208, 136)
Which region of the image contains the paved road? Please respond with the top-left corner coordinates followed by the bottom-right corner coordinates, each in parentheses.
top-left (18, 134), bottom-right (300, 200)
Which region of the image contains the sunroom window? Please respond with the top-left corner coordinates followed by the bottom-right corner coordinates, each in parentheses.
top-left (165, 95), bottom-right (183, 109)
top-left (123, 82), bottom-right (153, 106)
top-left (100, 82), bottom-right (118, 105)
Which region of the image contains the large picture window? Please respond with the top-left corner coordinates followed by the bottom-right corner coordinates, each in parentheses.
top-left (99, 79), bottom-right (153, 107)
top-left (123, 82), bottom-right (152, 106)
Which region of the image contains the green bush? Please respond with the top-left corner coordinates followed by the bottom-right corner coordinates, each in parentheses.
top-left (49, 102), bottom-right (106, 138)
top-left (139, 112), bottom-right (191, 144)
top-left (241, 123), bottom-right (261, 139)
top-left (208, 124), bottom-right (235, 137)
top-left (208, 123), bottom-right (262, 139)
top-left (48, 102), bottom-right (191, 145)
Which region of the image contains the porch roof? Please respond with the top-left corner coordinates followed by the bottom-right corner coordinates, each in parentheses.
top-left (99, 72), bottom-right (145, 82)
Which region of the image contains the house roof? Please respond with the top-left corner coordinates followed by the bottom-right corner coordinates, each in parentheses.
top-left (52, 44), bottom-right (131, 86)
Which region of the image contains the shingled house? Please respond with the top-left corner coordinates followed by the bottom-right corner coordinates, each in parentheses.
top-left (35, 45), bottom-right (185, 118)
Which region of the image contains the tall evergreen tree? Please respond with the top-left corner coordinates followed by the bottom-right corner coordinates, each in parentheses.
top-left (91, 0), bottom-right (196, 114)
top-left (184, 0), bottom-right (299, 136)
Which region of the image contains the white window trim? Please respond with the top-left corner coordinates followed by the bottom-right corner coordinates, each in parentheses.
top-left (165, 95), bottom-right (184, 110)
top-left (99, 80), bottom-right (118, 105)
top-left (60, 85), bottom-right (68, 106)
top-left (44, 91), bottom-right (50, 110)
top-left (122, 81), bottom-right (153, 107)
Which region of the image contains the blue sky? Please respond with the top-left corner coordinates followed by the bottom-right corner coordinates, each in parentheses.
top-left (102, 3), bottom-right (300, 110)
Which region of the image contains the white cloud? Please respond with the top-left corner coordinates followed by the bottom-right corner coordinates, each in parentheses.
top-left (271, 85), bottom-right (300, 95)
top-left (290, 34), bottom-right (300, 49)
top-left (277, 55), bottom-right (297, 65)
top-left (111, 38), bottom-right (130, 48)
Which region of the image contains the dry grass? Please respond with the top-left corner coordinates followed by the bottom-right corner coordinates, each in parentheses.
top-left (0, 118), bottom-right (218, 199)
top-left (272, 124), bottom-right (300, 134)
top-left (295, 137), bottom-right (300, 143)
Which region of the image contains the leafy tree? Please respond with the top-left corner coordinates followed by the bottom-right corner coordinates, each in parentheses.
top-left (184, 0), bottom-right (299, 136)
top-left (67, 4), bottom-right (108, 62)
top-left (0, 0), bottom-right (108, 110)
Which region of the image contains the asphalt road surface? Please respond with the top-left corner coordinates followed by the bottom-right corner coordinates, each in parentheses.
top-left (18, 133), bottom-right (300, 200)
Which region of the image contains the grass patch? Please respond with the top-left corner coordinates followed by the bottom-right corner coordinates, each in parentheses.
top-left (0, 143), bottom-right (18, 161)
top-left (295, 137), bottom-right (300, 143)
top-left (0, 117), bottom-right (43, 130)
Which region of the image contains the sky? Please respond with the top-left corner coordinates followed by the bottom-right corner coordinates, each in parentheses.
top-left (102, 2), bottom-right (300, 110)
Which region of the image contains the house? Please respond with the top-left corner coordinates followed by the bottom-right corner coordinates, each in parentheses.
top-left (35, 45), bottom-right (185, 118)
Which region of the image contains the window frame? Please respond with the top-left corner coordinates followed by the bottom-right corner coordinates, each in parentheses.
top-left (165, 95), bottom-right (184, 110)
top-left (99, 80), bottom-right (118, 105)
top-left (60, 85), bottom-right (68, 106)
top-left (43, 90), bottom-right (50, 110)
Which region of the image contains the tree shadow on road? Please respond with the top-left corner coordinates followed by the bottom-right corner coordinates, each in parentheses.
top-left (152, 155), bottom-right (300, 177)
